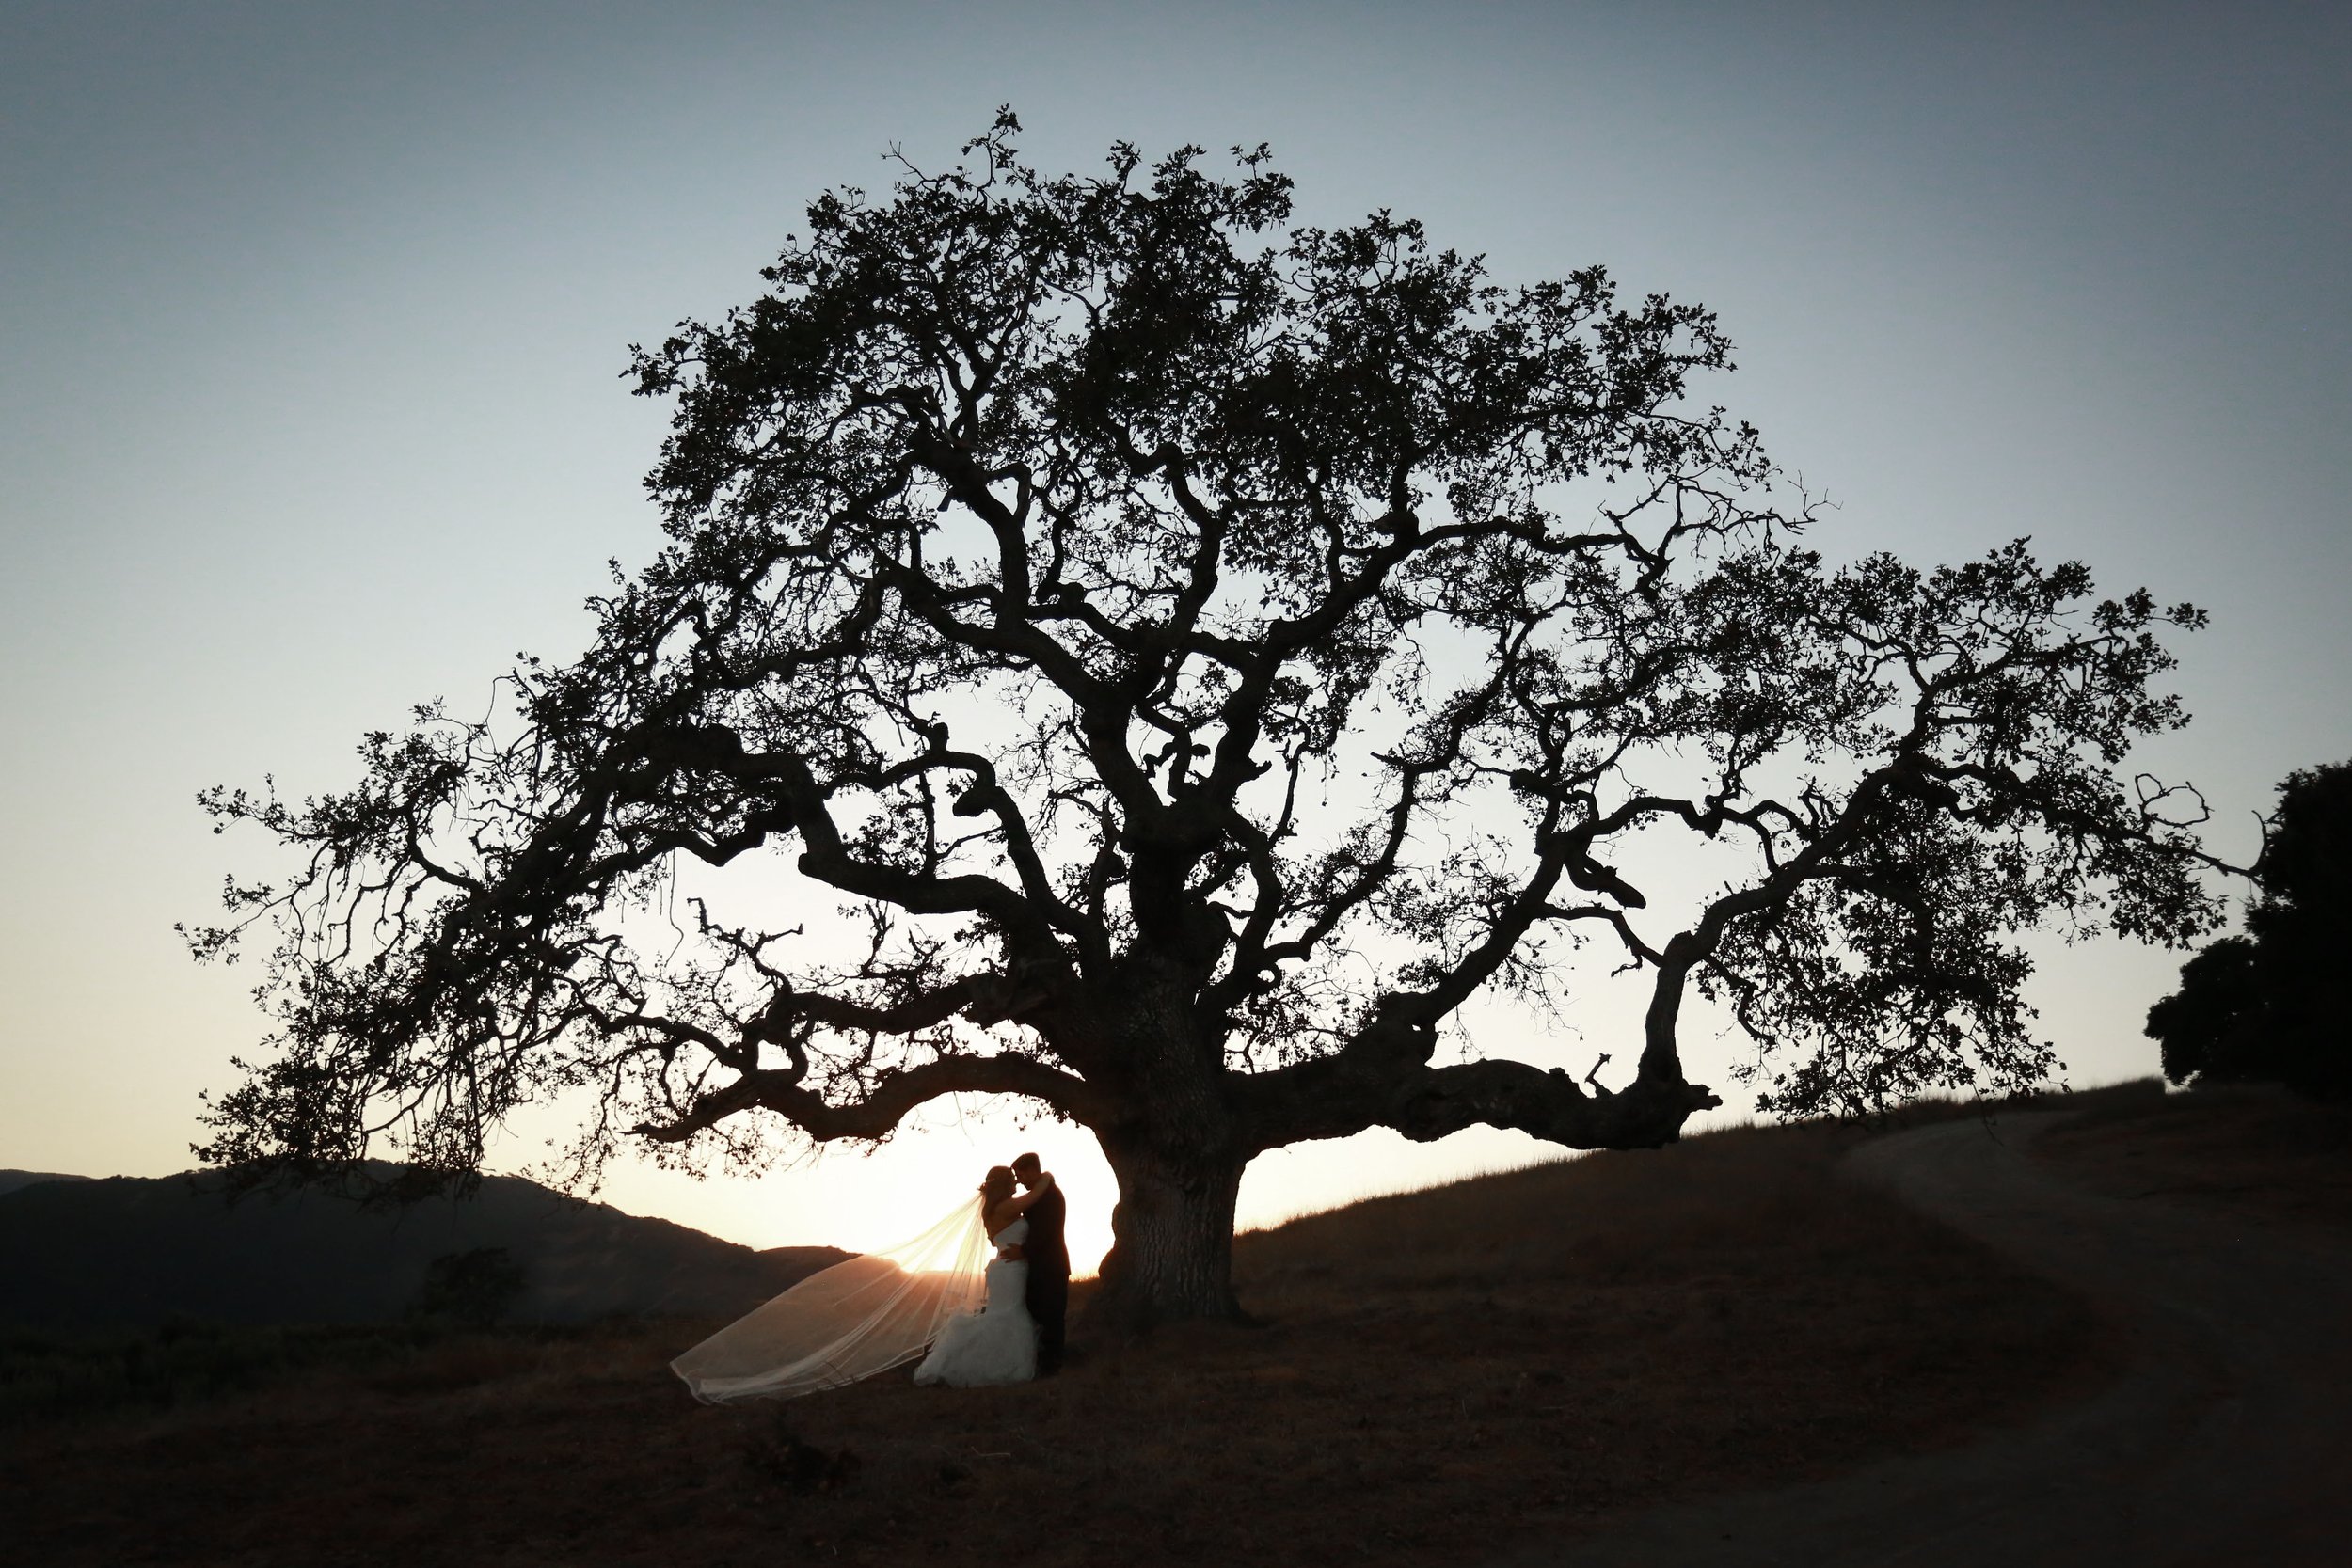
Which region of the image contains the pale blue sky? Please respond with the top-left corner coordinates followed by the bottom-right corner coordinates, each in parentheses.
top-left (4, 2), bottom-right (2345, 1260)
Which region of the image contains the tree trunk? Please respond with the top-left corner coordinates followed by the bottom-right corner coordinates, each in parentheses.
top-left (1071, 959), bottom-right (1255, 1330)
top-left (1087, 1134), bottom-right (1249, 1330)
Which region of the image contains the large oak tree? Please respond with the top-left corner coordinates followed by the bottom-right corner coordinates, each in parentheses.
top-left (192, 117), bottom-right (2224, 1325)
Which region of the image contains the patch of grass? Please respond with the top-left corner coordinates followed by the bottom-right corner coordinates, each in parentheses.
top-left (1836, 1074), bottom-right (2171, 1133)
top-left (2035, 1081), bottom-right (2352, 1228)
top-left (1, 1115), bottom-right (2109, 1568)
top-left (0, 1319), bottom-right (585, 1427)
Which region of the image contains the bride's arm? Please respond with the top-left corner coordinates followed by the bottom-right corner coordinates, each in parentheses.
top-left (997, 1173), bottom-right (1057, 1220)
top-left (981, 1175), bottom-right (1056, 1250)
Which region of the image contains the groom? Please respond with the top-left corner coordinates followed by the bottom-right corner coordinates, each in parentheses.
top-left (1009, 1151), bottom-right (1067, 1375)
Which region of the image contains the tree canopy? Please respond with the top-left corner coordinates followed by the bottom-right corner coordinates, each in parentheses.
top-left (2148, 760), bottom-right (2350, 1098)
top-left (191, 115), bottom-right (2227, 1321)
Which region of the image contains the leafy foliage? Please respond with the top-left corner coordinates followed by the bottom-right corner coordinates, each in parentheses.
top-left (2149, 761), bottom-right (2352, 1098)
top-left (410, 1247), bottom-right (529, 1328)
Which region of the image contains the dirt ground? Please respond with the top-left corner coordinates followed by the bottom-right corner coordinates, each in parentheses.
top-left (3, 1117), bottom-right (2109, 1568)
top-left (1499, 1088), bottom-right (2352, 1566)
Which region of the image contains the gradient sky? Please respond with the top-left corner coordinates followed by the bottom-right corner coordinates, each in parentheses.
top-left (4, 2), bottom-right (2346, 1268)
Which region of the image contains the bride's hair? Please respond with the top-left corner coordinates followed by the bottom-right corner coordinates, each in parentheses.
top-left (978, 1165), bottom-right (1016, 1206)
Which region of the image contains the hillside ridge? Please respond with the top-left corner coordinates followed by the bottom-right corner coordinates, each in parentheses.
top-left (0, 1169), bottom-right (94, 1197)
top-left (0, 1164), bottom-right (846, 1328)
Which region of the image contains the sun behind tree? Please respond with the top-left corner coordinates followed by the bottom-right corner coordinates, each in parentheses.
top-left (190, 112), bottom-right (2227, 1327)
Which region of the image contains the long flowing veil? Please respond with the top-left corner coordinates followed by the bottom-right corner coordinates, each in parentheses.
top-left (672, 1196), bottom-right (989, 1403)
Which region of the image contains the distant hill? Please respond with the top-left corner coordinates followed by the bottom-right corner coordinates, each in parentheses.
top-left (0, 1166), bottom-right (848, 1329)
top-left (0, 1170), bottom-right (93, 1197)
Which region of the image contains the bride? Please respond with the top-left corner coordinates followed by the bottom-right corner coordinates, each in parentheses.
top-left (914, 1164), bottom-right (1053, 1387)
top-left (670, 1164), bottom-right (1054, 1402)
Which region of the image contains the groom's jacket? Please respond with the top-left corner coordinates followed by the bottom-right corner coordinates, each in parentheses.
top-left (1025, 1185), bottom-right (1069, 1275)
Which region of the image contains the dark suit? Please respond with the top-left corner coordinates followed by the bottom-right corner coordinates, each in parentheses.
top-left (1021, 1181), bottom-right (1069, 1374)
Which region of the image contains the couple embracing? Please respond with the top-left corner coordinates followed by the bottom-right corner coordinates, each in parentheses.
top-left (914, 1151), bottom-right (1067, 1386)
top-left (669, 1150), bottom-right (1069, 1403)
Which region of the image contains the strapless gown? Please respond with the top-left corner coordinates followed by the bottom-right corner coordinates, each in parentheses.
top-left (913, 1216), bottom-right (1038, 1387)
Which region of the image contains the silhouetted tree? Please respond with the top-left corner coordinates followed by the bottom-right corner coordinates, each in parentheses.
top-left (2147, 936), bottom-right (2262, 1084)
top-left (191, 115), bottom-right (2226, 1325)
top-left (410, 1247), bottom-right (528, 1328)
top-left (2150, 761), bottom-right (2352, 1098)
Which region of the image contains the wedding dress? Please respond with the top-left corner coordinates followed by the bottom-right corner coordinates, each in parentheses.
top-left (672, 1197), bottom-right (989, 1403)
top-left (913, 1216), bottom-right (1039, 1387)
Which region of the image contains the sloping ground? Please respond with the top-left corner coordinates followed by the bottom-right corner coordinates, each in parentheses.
top-left (2034, 1083), bottom-right (2352, 1230)
top-left (0, 1117), bottom-right (2102, 1568)
top-left (1507, 1098), bottom-right (2352, 1566)
top-left (0, 1166), bottom-right (847, 1327)
top-left (0, 1171), bottom-right (93, 1197)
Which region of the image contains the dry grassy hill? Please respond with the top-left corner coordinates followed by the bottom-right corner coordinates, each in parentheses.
top-left (2035, 1082), bottom-right (2352, 1230)
top-left (0, 1164), bottom-right (846, 1330)
top-left (3, 1106), bottom-right (2129, 1568)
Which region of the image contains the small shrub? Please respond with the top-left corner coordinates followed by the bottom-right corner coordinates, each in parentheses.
top-left (408, 1246), bottom-right (529, 1328)
top-left (741, 1408), bottom-right (862, 1494)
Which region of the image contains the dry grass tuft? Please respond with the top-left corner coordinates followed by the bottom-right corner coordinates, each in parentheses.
top-left (1, 1115), bottom-right (2110, 1568)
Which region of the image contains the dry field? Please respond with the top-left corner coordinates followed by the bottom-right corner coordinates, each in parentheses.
top-left (4, 1115), bottom-right (2112, 1568)
top-left (2034, 1081), bottom-right (2352, 1232)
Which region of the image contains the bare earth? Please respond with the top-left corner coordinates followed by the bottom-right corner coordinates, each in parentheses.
top-left (1501, 1106), bottom-right (2352, 1566)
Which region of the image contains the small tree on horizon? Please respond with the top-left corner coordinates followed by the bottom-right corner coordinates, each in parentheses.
top-left (410, 1246), bottom-right (530, 1330)
top-left (190, 115), bottom-right (2228, 1327)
